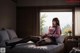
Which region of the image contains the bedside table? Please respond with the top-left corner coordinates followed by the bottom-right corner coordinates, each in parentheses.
top-left (64, 38), bottom-right (78, 53)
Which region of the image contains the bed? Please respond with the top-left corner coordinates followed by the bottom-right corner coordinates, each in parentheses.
top-left (0, 29), bottom-right (65, 53)
top-left (6, 42), bottom-right (64, 53)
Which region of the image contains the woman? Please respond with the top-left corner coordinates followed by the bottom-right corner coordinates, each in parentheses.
top-left (47, 17), bottom-right (61, 38)
top-left (6, 17), bottom-right (61, 48)
top-left (40, 17), bottom-right (61, 45)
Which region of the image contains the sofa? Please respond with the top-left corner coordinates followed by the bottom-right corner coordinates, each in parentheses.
top-left (0, 29), bottom-right (65, 53)
top-left (0, 29), bottom-right (22, 47)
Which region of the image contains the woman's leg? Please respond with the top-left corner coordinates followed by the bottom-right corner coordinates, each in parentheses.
top-left (6, 36), bottom-right (30, 46)
top-left (36, 37), bottom-right (58, 46)
top-left (30, 36), bottom-right (40, 43)
top-left (35, 40), bottom-right (47, 46)
top-left (50, 37), bottom-right (58, 45)
top-left (6, 36), bottom-right (40, 46)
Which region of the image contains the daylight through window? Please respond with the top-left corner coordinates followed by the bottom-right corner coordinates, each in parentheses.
top-left (40, 12), bottom-right (72, 36)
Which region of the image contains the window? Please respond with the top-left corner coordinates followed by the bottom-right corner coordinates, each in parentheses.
top-left (40, 10), bottom-right (73, 36)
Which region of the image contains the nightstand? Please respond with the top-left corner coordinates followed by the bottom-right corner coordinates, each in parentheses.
top-left (64, 36), bottom-right (78, 53)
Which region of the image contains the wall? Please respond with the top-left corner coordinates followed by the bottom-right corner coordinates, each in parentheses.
top-left (0, 0), bottom-right (16, 30)
top-left (17, 0), bottom-right (80, 6)
top-left (75, 7), bottom-right (80, 35)
top-left (17, 7), bottom-right (39, 37)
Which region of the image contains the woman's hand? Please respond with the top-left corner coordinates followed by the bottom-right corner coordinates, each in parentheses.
top-left (47, 34), bottom-right (53, 37)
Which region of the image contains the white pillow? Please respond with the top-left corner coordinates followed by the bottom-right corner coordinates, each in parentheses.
top-left (6, 29), bottom-right (18, 40)
top-left (56, 36), bottom-right (65, 43)
top-left (0, 30), bottom-right (10, 43)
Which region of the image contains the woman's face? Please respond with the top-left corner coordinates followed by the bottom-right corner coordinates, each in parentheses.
top-left (52, 21), bottom-right (57, 26)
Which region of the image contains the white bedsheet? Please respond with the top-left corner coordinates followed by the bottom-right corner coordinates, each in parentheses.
top-left (6, 43), bottom-right (64, 53)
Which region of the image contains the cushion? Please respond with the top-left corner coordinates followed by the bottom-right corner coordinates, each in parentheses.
top-left (56, 36), bottom-right (65, 43)
top-left (6, 29), bottom-right (18, 40)
top-left (0, 30), bottom-right (10, 43)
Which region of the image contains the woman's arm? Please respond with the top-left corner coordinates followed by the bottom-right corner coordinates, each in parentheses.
top-left (53, 26), bottom-right (61, 38)
top-left (43, 26), bottom-right (61, 38)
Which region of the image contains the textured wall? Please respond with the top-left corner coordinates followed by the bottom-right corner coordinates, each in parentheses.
top-left (17, 7), bottom-right (39, 37)
top-left (0, 0), bottom-right (16, 30)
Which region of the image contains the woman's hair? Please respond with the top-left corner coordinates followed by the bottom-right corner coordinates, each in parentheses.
top-left (52, 17), bottom-right (60, 26)
top-left (52, 18), bottom-right (61, 34)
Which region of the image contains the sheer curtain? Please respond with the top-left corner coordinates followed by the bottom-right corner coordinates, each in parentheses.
top-left (75, 7), bottom-right (80, 36)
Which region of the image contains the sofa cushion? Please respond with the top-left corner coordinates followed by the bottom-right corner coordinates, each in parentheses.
top-left (0, 30), bottom-right (10, 43)
top-left (0, 30), bottom-right (10, 47)
top-left (6, 29), bottom-right (18, 40)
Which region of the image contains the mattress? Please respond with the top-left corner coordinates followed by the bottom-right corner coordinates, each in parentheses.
top-left (6, 42), bottom-right (64, 53)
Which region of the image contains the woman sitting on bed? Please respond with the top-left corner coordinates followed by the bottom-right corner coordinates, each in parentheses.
top-left (38, 17), bottom-right (61, 45)
top-left (5, 17), bottom-right (61, 48)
